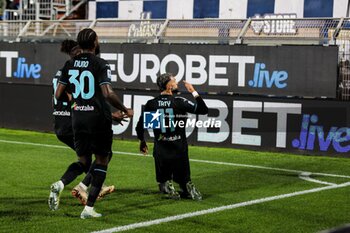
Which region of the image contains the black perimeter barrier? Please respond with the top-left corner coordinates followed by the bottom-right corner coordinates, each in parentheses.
top-left (0, 42), bottom-right (349, 157)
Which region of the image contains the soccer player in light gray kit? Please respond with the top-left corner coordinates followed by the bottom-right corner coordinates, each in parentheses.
top-left (136, 73), bottom-right (208, 200)
top-left (51, 28), bottom-right (133, 218)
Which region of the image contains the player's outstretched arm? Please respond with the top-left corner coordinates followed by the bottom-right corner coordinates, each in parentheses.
top-left (101, 84), bottom-right (133, 117)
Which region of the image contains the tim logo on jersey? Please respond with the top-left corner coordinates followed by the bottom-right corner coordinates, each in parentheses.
top-left (143, 110), bottom-right (162, 129)
top-left (0, 51), bottom-right (41, 79)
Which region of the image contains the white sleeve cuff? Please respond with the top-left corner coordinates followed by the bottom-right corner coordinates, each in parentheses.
top-left (192, 91), bottom-right (199, 97)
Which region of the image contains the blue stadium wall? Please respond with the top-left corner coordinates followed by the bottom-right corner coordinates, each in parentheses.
top-left (88, 0), bottom-right (348, 20)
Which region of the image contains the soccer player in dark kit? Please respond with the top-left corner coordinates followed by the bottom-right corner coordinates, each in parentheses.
top-left (136, 73), bottom-right (208, 200)
top-left (50, 28), bottom-right (133, 218)
top-left (51, 39), bottom-right (120, 207)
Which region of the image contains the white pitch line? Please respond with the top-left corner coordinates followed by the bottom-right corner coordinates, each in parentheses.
top-left (0, 139), bottom-right (68, 149)
top-left (298, 174), bottom-right (337, 186)
top-left (92, 182), bottom-right (350, 233)
top-left (1, 139), bottom-right (350, 179)
top-left (188, 158), bottom-right (350, 179)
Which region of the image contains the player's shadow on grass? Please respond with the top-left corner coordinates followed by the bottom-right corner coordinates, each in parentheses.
top-left (109, 187), bottom-right (160, 195)
top-left (105, 196), bottom-right (171, 214)
top-left (98, 188), bottom-right (182, 214)
top-left (0, 210), bottom-right (33, 222)
top-left (0, 196), bottom-right (48, 206)
top-left (0, 197), bottom-right (56, 221)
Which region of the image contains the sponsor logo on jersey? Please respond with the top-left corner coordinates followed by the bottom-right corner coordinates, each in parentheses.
top-left (53, 111), bottom-right (71, 116)
top-left (158, 135), bottom-right (182, 142)
top-left (71, 102), bottom-right (95, 111)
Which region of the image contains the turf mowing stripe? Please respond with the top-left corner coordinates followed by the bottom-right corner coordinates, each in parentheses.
top-left (1, 139), bottom-right (350, 179)
top-left (91, 182), bottom-right (350, 233)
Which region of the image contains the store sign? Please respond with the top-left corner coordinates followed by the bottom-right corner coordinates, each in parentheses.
top-left (251, 14), bottom-right (297, 35)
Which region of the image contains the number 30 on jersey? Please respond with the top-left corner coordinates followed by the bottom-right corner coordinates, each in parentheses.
top-left (68, 69), bottom-right (95, 100)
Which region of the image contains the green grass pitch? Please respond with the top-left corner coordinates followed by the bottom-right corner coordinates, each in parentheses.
top-left (1, 128), bottom-right (350, 233)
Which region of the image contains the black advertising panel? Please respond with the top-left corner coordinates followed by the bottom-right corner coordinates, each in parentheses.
top-left (0, 42), bottom-right (338, 98)
top-left (100, 44), bottom-right (338, 98)
top-left (0, 42), bottom-right (43, 85)
top-left (112, 90), bottom-right (350, 156)
top-left (0, 42), bottom-right (66, 85)
top-left (0, 83), bottom-right (349, 156)
top-left (35, 43), bottom-right (68, 83)
top-left (0, 83), bottom-right (53, 132)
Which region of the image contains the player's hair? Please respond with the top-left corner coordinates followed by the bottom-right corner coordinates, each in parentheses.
top-left (70, 45), bottom-right (82, 58)
top-left (157, 73), bottom-right (173, 91)
top-left (77, 28), bottom-right (97, 50)
top-left (60, 39), bottom-right (78, 55)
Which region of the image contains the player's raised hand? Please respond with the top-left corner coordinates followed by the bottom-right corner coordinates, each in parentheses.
top-left (140, 140), bottom-right (148, 155)
top-left (183, 80), bottom-right (196, 93)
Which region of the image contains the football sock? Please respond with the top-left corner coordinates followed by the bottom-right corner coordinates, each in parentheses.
top-left (86, 165), bottom-right (107, 207)
top-left (84, 205), bottom-right (94, 212)
top-left (81, 161), bottom-right (96, 187)
top-left (57, 180), bottom-right (64, 190)
top-left (78, 182), bottom-right (88, 191)
top-left (60, 161), bottom-right (85, 186)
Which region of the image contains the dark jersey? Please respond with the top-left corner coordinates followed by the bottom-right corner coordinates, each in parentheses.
top-left (52, 69), bottom-right (72, 136)
top-left (136, 94), bottom-right (208, 159)
top-left (59, 53), bottom-right (112, 134)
